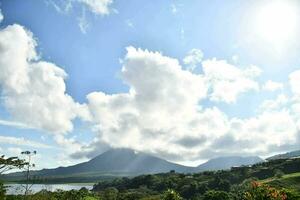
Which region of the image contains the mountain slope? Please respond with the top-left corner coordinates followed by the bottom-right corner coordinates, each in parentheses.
top-left (7, 149), bottom-right (193, 179)
top-left (40, 148), bottom-right (193, 175)
top-left (4, 149), bottom-right (264, 182)
top-left (267, 150), bottom-right (300, 160)
top-left (196, 156), bottom-right (264, 171)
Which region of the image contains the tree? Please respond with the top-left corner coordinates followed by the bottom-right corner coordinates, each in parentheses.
top-left (102, 187), bottom-right (118, 200)
top-left (203, 190), bottom-right (231, 200)
top-left (21, 150), bottom-right (37, 197)
top-left (0, 155), bottom-right (27, 199)
top-left (0, 181), bottom-right (5, 200)
top-left (274, 169), bottom-right (284, 178)
top-left (0, 155), bottom-right (27, 174)
top-left (208, 176), bottom-right (231, 192)
top-left (244, 181), bottom-right (298, 200)
top-left (162, 189), bottom-right (182, 200)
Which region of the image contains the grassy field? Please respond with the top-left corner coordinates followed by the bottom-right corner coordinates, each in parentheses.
top-left (261, 172), bottom-right (300, 193)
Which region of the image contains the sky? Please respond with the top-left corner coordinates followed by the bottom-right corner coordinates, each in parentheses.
top-left (0, 0), bottom-right (300, 168)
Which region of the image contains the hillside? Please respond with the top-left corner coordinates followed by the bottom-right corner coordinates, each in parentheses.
top-left (92, 157), bottom-right (300, 199)
top-left (262, 172), bottom-right (300, 193)
top-left (267, 149), bottom-right (300, 160)
top-left (36, 148), bottom-right (193, 175)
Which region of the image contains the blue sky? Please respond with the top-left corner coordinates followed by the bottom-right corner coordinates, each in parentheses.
top-left (1, 0), bottom-right (300, 168)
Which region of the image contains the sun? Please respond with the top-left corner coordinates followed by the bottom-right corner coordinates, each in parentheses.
top-left (254, 0), bottom-right (299, 46)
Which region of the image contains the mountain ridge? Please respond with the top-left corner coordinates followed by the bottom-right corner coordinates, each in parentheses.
top-left (3, 148), bottom-right (266, 183)
top-left (266, 150), bottom-right (300, 160)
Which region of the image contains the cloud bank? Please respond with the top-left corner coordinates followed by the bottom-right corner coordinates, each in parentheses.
top-left (0, 23), bottom-right (299, 164)
top-left (77, 47), bottom-right (299, 162)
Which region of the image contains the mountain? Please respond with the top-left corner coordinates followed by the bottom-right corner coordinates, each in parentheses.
top-left (39, 148), bottom-right (193, 175)
top-left (5, 149), bottom-right (193, 180)
top-left (195, 156), bottom-right (264, 171)
top-left (4, 149), bottom-right (264, 182)
top-left (266, 150), bottom-right (300, 160)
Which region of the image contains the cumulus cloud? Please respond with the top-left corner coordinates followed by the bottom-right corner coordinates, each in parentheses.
top-left (71, 47), bottom-right (300, 163)
top-left (202, 59), bottom-right (261, 103)
top-left (0, 22), bottom-right (299, 164)
top-left (73, 47), bottom-right (265, 161)
top-left (0, 24), bottom-right (90, 134)
top-left (183, 48), bottom-right (203, 71)
top-left (263, 80), bottom-right (284, 91)
top-left (77, 47), bottom-right (231, 160)
top-left (259, 94), bottom-right (289, 111)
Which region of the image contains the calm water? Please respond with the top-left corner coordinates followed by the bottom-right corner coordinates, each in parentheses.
top-left (5, 183), bottom-right (93, 195)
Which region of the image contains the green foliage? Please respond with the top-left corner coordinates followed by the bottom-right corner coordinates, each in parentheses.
top-left (243, 181), bottom-right (297, 200)
top-left (0, 181), bottom-right (6, 200)
top-left (2, 158), bottom-right (300, 200)
top-left (208, 176), bottom-right (231, 192)
top-left (162, 189), bottom-right (182, 200)
top-left (101, 187), bottom-right (118, 200)
top-left (274, 169), bottom-right (284, 179)
top-left (5, 188), bottom-right (99, 200)
top-left (0, 155), bottom-right (27, 174)
top-left (203, 190), bottom-right (231, 200)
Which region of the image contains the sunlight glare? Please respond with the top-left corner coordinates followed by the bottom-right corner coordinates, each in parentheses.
top-left (254, 1), bottom-right (299, 46)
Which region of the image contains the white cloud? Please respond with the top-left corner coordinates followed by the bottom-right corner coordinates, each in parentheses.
top-left (73, 47), bottom-right (300, 162)
top-left (202, 59), bottom-right (261, 103)
top-left (6, 147), bottom-right (23, 156)
top-left (79, 0), bottom-right (113, 15)
top-left (78, 8), bottom-right (89, 34)
top-left (263, 80), bottom-right (284, 91)
top-left (0, 9), bottom-right (3, 23)
top-left (231, 111), bottom-right (297, 148)
top-left (0, 135), bottom-right (52, 149)
top-left (171, 4), bottom-right (177, 14)
top-left (183, 48), bottom-right (203, 71)
top-left (289, 70), bottom-right (300, 96)
top-left (46, 0), bottom-right (73, 14)
top-left (125, 19), bottom-right (134, 28)
top-left (260, 94), bottom-right (289, 111)
top-left (48, 0), bottom-right (113, 16)
top-left (231, 55), bottom-right (239, 63)
top-left (0, 24), bottom-right (90, 134)
top-left (80, 47), bottom-right (223, 160)
top-left (0, 119), bottom-right (33, 129)
top-left (47, 0), bottom-right (114, 33)
top-left (0, 22), bottom-right (299, 163)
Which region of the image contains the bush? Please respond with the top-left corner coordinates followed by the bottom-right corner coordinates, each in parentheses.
top-left (162, 189), bottom-right (182, 200)
top-left (243, 181), bottom-right (296, 200)
top-left (203, 190), bottom-right (231, 200)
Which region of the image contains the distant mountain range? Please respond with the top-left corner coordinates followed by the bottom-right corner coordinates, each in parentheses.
top-left (196, 156), bottom-right (263, 171)
top-left (266, 150), bottom-right (300, 160)
top-left (3, 148), bottom-right (266, 182)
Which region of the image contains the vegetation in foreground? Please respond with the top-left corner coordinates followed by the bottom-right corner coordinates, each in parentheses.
top-left (1, 157), bottom-right (300, 199)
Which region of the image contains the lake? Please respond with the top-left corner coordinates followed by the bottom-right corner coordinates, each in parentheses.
top-left (5, 183), bottom-right (94, 195)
